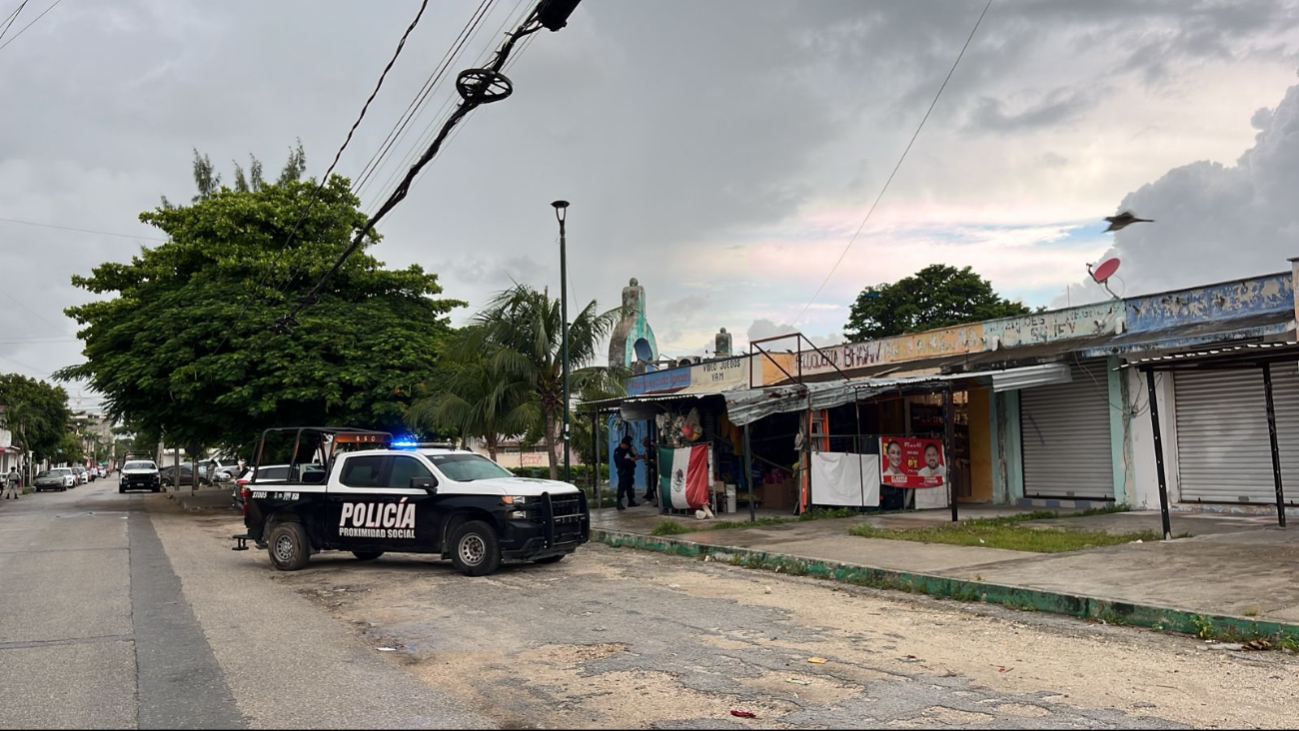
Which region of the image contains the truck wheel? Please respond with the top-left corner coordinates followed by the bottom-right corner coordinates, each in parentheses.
top-left (534, 554), bottom-right (566, 565)
top-left (450, 520), bottom-right (501, 576)
top-left (352, 551), bottom-right (384, 561)
top-left (267, 522), bottom-right (311, 571)
top-left (119, 485), bottom-right (125, 494)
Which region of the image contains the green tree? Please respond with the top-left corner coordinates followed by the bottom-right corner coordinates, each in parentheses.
top-left (0, 374), bottom-right (73, 474)
top-left (470, 285), bottom-right (624, 479)
top-left (405, 328), bottom-right (539, 460)
top-left (844, 264), bottom-right (1030, 341)
top-left (60, 149), bottom-right (463, 454)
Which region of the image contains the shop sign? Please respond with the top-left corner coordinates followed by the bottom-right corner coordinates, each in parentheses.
top-left (878, 437), bottom-right (946, 489)
top-left (796, 325), bottom-right (983, 378)
top-left (983, 302), bottom-right (1122, 349)
top-left (627, 367), bottom-right (691, 396)
top-left (691, 357), bottom-right (751, 391)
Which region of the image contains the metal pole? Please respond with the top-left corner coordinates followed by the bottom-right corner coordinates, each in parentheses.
top-left (555, 203), bottom-right (571, 484)
top-left (855, 399), bottom-right (865, 509)
top-left (590, 410), bottom-right (599, 507)
top-left (745, 423), bottom-right (756, 523)
top-left (1262, 363), bottom-right (1288, 528)
top-left (1145, 368), bottom-right (1173, 540)
top-left (593, 412), bottom-right (602, 511)
top-left (944, 386), bottom-right (958, 522)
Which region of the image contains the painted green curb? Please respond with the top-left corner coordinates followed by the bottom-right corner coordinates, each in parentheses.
top-left (591, 527), bottom-right (1299, 647)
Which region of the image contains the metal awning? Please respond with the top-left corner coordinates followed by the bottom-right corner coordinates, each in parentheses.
top-left (1081, 310), bottom-right (1294, 358)
top-left (723, 363), bottom-right (1071, 426)
top-left (1119, 341), bottom-right (1299, 371)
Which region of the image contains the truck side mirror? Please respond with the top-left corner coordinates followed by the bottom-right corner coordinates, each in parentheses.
top-left (411, 477), bottom-right (437, 493)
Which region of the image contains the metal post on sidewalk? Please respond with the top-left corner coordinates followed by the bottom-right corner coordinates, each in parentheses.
top-left (944, 385), bottom-right (959, 523)
top-left (592, 410), bottom-right (602, 512)
top-left (744, 423), bottom-right (756, 523)
top-left (1144, 368), bottom-right (1173, 540)
top-left (1262, 363), bottom-right (1287, 528)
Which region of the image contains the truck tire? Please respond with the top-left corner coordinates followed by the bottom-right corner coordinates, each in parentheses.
top-left (449, 520), bottom-right (501, 576)
top-left (352, 551), bottom-right (384, 561)
top-left (119, 485), bottom-right (125, 494)
top-left (534, 554), bottom-right (566, 564)
top-left (267, 521), bottom-right (311, 571)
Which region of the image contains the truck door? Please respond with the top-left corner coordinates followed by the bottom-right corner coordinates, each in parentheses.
top-left (326, 454), bottom-right (439, 553)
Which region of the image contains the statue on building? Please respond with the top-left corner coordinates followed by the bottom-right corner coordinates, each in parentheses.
top-left (607, 277), bottom-right (660, 369)
top-left (714, 327), bottom-right (732, 358)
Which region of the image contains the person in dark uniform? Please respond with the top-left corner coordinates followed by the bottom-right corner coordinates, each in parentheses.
top-left (613, 436), bottom-right (641, 510)
top-left (641, 437), bottom-right (658, 506)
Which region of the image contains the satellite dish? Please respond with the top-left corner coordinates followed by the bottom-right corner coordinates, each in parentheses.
top-left (1090, 257), bottom-right (1121, 284)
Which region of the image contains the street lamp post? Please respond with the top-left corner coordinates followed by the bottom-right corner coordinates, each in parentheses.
top-left (552, 200), bottom-right (571, 484)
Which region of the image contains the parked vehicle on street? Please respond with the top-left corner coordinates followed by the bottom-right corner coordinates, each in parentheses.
top-left (71, 466), bottom-right (89, 485)
top-left (34, 468), bottom-right (76, 492)
top-left (159, 463), bottom-right (212, 487)
top-left (231, 463), bottom-right (323, 508)
top-left (207, 458), bottom-right (241, 483)
top-left (233, 427), bottom-right (589, 576)
top-left (120, 461), bottom-right (161, 493)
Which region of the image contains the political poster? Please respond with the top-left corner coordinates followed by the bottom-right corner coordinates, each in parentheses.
top-left (878, 437), bottom-right (946, 489)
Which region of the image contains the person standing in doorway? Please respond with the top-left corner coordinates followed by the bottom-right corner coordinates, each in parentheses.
top-left (613, 436), bottom-right (641, 510)
top-left (641, 437), bottom-right (658, 506)
top-left (4, 466), bottom-right (20, 500)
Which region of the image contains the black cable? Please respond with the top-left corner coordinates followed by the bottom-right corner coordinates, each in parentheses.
top-left (207, 0), bottom-right (431, 358)
top-left (0, 216), bottom-right (167, 241)
top-left (0, 1), bottom-right (31, 42)
top-left (280, 11), bottom-right (545, 331)
top-left (354, 0), bottom-right (496, 195)
top-left (0, 0), bottom-right (58, 52)
top-left (791, 0), bottom-right (994, 327)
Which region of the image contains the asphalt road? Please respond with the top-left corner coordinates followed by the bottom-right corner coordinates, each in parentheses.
top-left (0, 478), bottom-right (491, 730)
top-left (3, 479), bottom-right (1297, 729)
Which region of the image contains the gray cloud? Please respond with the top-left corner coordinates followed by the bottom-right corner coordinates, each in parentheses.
top-left (965, 87), bottom-right (1099, 133)
top-left (1059, 74), bottom-right (1299, 304)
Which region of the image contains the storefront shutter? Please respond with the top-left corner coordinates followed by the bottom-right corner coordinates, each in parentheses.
top-left (1173, 368), bottom-right (1299, 505)
top-left (1020, 361), bottom-right (1115, 500)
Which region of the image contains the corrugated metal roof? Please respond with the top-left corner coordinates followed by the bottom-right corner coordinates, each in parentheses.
top-left (1120, 340), bottom-right (1299, 371)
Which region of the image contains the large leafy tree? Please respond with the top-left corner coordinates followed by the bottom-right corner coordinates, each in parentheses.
top-left (405, 327), bottom-right (538, 460)
top-left (61, 149), bottom-right (462, 454)
top-left (845, 264), bottom-right (1031, 341)
top-left (470, 285), bottom-right (624, 480)
top-left (0, 373), bottom-right (73, 472)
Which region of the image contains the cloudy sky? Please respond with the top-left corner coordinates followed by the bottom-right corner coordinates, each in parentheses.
top-left (3, 0), bottom-right (1299, 408)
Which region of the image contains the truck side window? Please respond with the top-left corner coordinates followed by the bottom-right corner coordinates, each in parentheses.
top-left (341, 455), bottom-right (387, 488)
top-left (388, 456), bottom-right (434, 489)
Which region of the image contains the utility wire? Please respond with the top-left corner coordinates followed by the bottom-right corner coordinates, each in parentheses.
top-left (0, 216), bottom-right (167, 242)
top-left (0, 0), bottom-right (31, 42)
top-left (353, 0), bottom-right (497, 195)
top-left (207, 0), bottom-right (431, 358)
top-left (791, 0), bottom-right (993, 328)
top-left (280, 9), bottom-right (546, 331)
top-left (362, 0), bottom-right (524, 209)
top-left (0, 0), bottom-right (60, 52)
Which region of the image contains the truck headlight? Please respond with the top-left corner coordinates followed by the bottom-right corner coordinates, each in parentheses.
top-left (509, 510), bottom-right (528, 520)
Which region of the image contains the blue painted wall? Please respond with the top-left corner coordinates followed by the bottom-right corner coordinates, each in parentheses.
top-left (1125, 272), bottom-right (1293, 333)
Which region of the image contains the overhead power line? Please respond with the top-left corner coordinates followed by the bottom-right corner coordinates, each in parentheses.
top-left (207, 0), bottom-right (433, 359)
top-left (0, 216), bottom-right (167, 242)
top-left (0, 0), bottom-right (60, 52)
top-left (279, 0), bottom-right (583, 332)
top-left (0, 1), bottom-right (32, 43)
top-left (791, 0), bottom-right (994, 328)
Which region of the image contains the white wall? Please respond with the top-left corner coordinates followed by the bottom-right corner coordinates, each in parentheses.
top-left (1128, 368), bottom-right (1180, 509)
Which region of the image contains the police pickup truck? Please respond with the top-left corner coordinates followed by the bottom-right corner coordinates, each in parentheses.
top-left (233, 428), bottom-right (589, 576)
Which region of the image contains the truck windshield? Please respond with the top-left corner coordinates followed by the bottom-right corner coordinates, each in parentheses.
top-left (124, 461), bottom-right (157, 471)
top-left (427, 454), bottom-right (513, 482)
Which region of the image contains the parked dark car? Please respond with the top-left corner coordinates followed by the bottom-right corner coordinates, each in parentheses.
top-left (159, 463), bottom-right (213, 487)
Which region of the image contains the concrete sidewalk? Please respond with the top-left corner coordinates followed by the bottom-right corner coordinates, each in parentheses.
top-left (590, 505), bottom-right (1299, 635)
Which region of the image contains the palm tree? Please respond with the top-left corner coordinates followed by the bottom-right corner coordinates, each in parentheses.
top-left (472, 284), bottom-right (624, 479)
top-left (406, 328), bottom-right (537, 460)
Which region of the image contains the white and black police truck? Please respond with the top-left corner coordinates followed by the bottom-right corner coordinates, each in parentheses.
top-left (232, 427), bottom-right (590, 576)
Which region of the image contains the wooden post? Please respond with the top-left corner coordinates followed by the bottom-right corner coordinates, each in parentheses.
top-left (945, 386), bottom-right (959, 522)
top-left (1145, 368), bottom-right (1173, 540)
top-left (1262, 363), bottom-right (1288, 528)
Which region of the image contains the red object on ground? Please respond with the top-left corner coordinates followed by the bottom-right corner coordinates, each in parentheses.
top-left (730, 710), bottom-right (757, 718)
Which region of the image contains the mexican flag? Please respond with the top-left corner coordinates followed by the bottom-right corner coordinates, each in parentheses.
top-left (659, 443), bottom-right (711, 510)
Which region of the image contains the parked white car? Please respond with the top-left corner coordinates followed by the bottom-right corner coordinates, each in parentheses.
top-left (34, 468), bottom-right (76, 491)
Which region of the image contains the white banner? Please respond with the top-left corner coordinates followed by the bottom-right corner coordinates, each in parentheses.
top-left (810, 453), bottom-right (880, 508)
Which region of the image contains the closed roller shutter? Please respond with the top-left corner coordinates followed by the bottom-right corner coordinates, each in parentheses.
top-left (1020, 361), bottom-right (1115, 500)
top-left (1173, 368), bottom-right (1299, 504)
